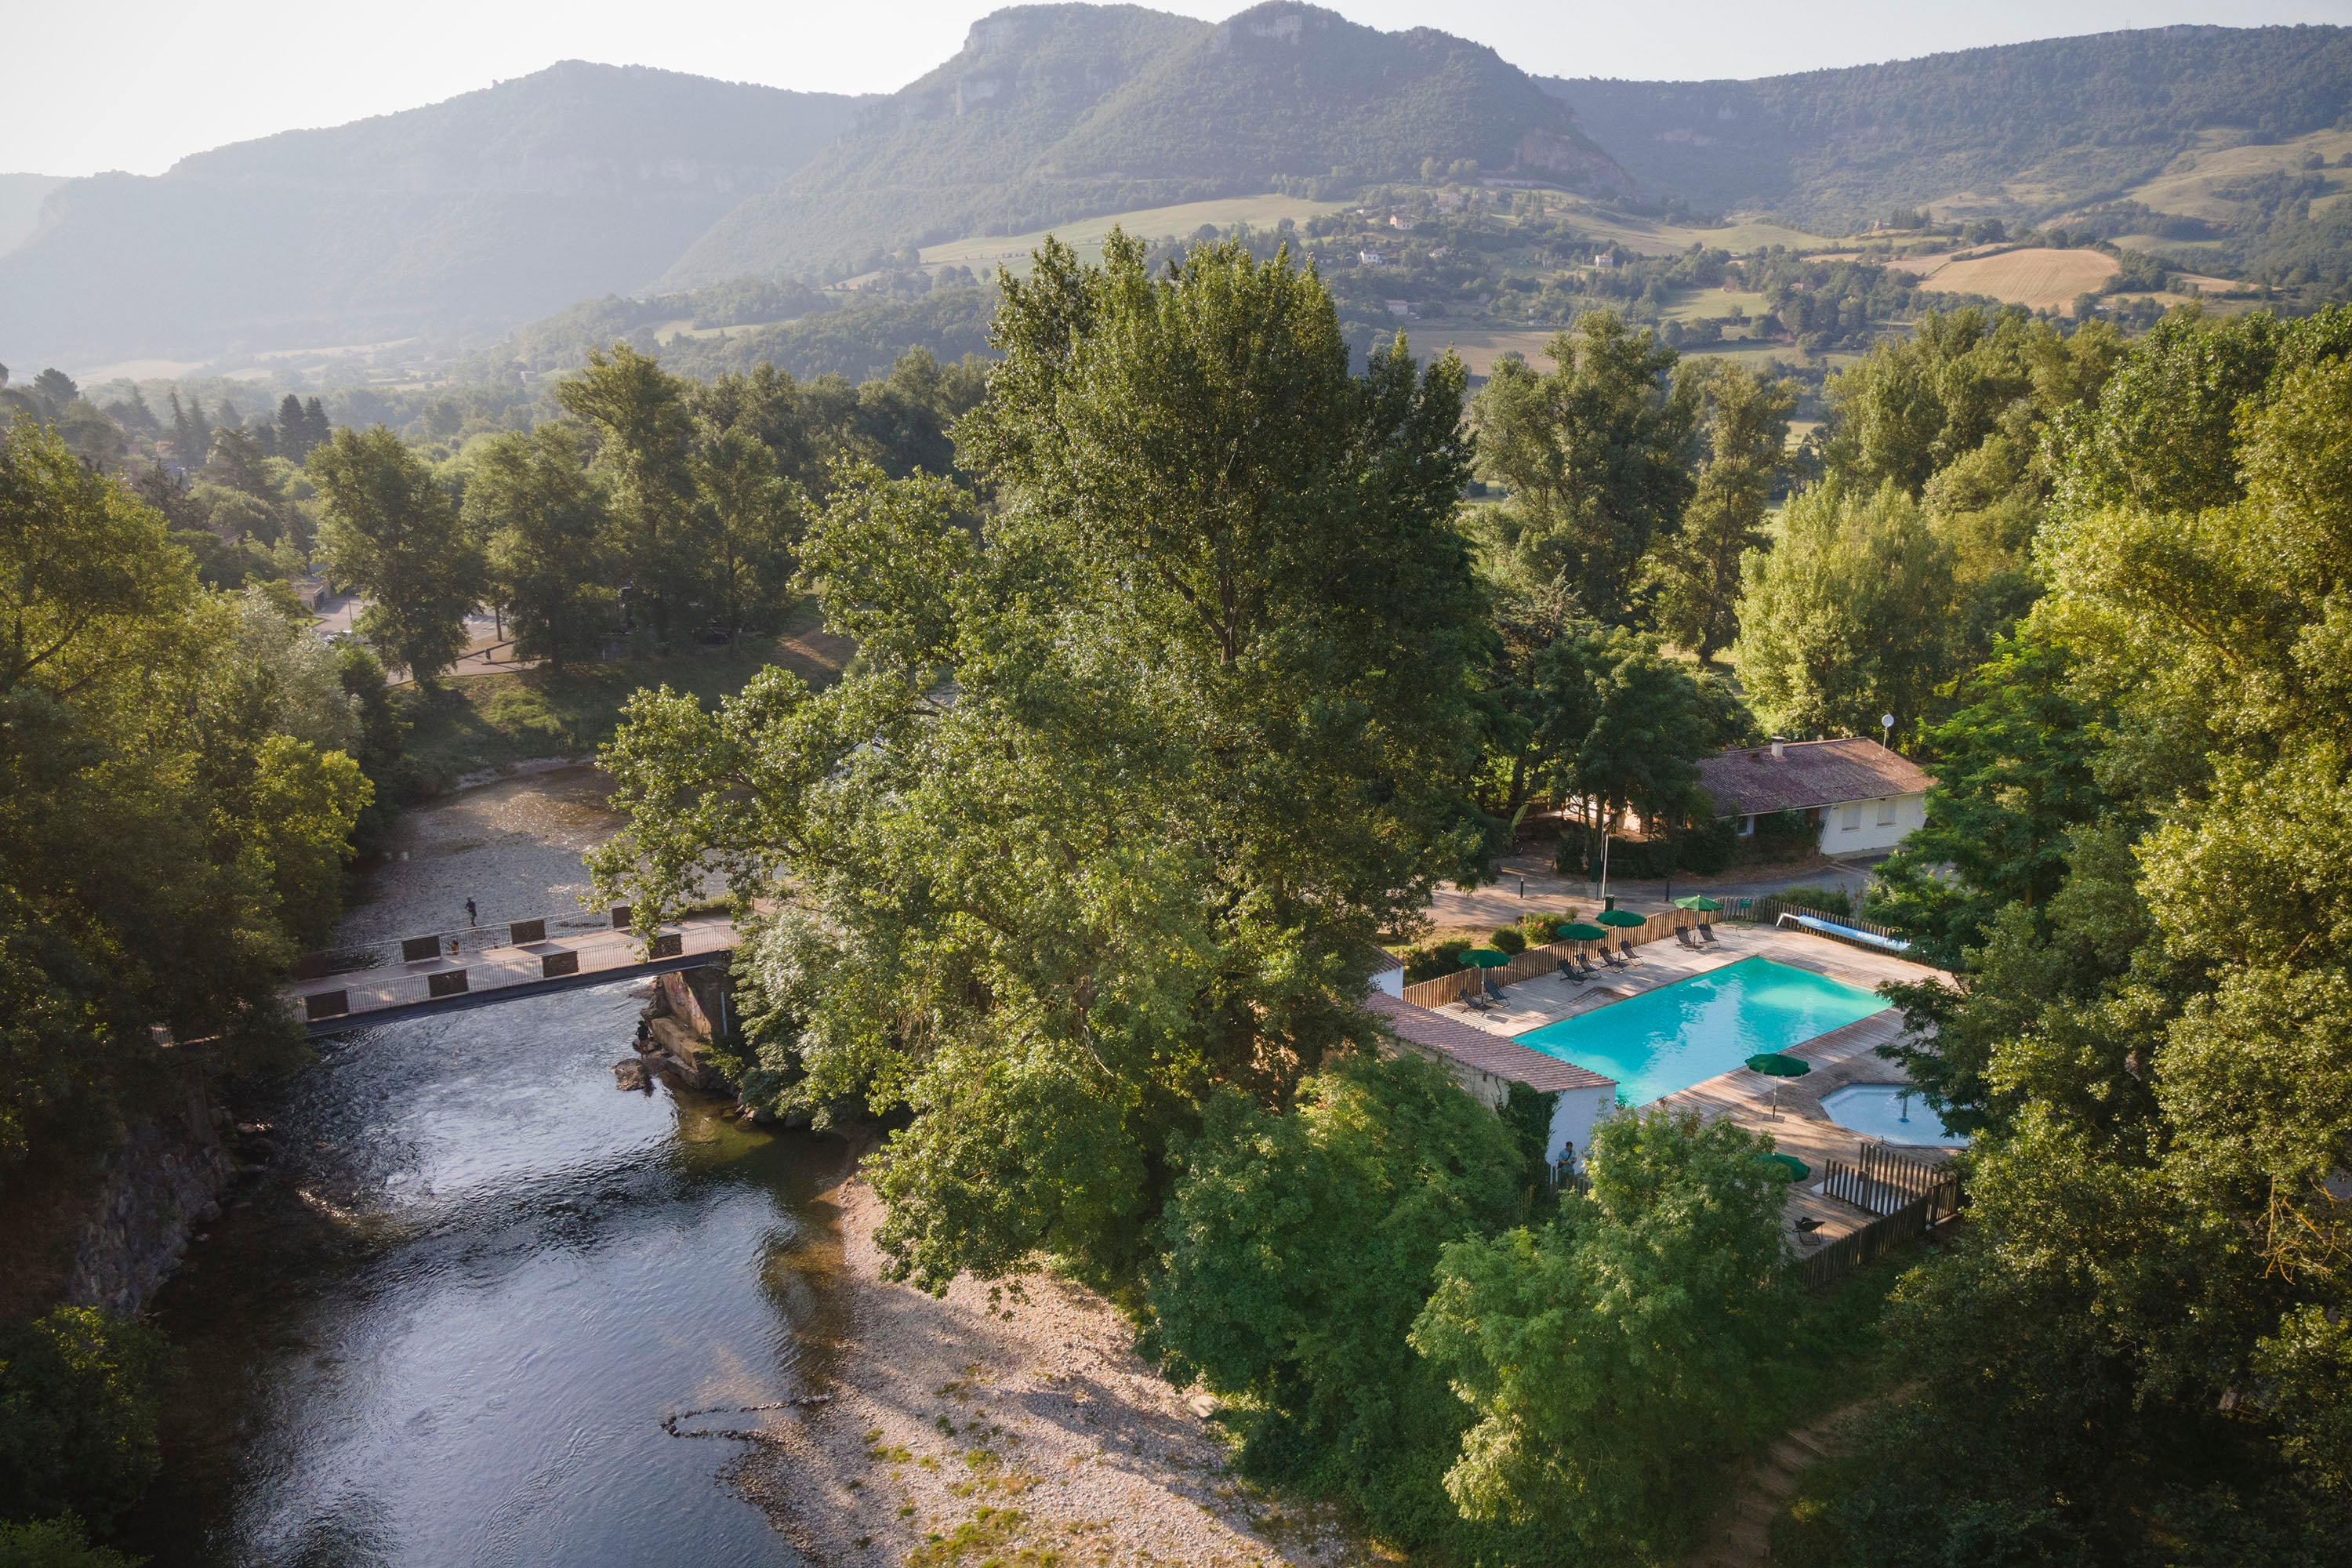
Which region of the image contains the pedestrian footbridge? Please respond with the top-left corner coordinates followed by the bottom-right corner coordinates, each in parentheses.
top-left (285, 906), bottom-right (739, 1035)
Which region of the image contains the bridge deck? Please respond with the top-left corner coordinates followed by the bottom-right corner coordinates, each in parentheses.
top-left (287, 914), bottom-right (739, 1035)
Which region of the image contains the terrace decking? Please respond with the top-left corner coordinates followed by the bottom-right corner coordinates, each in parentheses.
top-left (1436, 924), bottom-right (1956, 1249)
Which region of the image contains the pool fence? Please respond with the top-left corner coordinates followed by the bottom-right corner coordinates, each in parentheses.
top-left (1798, 1145), bottom-right (1965, 1290)
top-left (1402, 916), bottom-right (1690, 1009)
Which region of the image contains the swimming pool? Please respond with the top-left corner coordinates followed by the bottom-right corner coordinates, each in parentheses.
top-left (1512, 957), bottom-right (1887, 1105)
top-left (1820, 1083), bottom-right (1969, 1147)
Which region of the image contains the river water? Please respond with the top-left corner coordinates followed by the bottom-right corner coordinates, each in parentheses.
top-left (119, 771), bottom-right (840, 1566)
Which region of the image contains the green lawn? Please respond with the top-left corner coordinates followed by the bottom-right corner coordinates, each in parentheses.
top-left (391, 624), bottom-right (847, 792)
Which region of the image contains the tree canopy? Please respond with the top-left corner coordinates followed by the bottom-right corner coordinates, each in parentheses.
top-left (590, 233), bottom-right (1491, 1290)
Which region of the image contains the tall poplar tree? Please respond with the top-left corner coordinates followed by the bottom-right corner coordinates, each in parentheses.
top-left (587, 234), bottom-right (1490, 1290)
top-left (309, 426), bottom-right (481, 684)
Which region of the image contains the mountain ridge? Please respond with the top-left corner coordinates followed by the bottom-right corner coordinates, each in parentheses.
top-left (1542, 23), bottom-right (2352, 232)
top-left (657, 2), bottom-right (1629, 288)
top-left (0, 62), bottom-right (863, 365)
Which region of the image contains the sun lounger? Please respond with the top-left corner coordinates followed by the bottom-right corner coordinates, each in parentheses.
top-left (1675, 927), bottom-right (1700, 949)
top-left (1556, 960), bottom-right (1584, 985)
top-left (1699, 920), bottom-right (1719, 943)
top-left (1599, 946), bottom-right (1627, 967)
top-left (1618, 939), bottom-right (1637, 964)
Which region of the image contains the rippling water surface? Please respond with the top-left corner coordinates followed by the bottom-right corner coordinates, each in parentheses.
top-left (126, 982), bottom-right (840, 1567)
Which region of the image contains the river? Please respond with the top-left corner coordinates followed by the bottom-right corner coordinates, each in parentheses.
top-left (119, 769), bottom-right (840, 1566)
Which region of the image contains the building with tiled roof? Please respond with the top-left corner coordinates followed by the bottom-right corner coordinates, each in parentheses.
top-left (1696, 737), bottom-right (1936, 857)
top-left (1364, 992), bottom-right (1617, 1173)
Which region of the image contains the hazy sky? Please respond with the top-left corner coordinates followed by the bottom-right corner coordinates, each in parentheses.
top-left (9, 0), bottom-right (2350, 177)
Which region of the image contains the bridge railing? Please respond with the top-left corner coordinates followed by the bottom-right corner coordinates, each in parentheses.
top-left (292, 905), bottom-right (641, 980)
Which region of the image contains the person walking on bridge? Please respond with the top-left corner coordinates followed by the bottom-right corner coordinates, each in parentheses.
top-left (466, 898), bottom-right (477, 928)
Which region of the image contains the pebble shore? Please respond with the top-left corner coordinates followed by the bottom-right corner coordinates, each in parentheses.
top-left (733, 1171), bottom-right (1368, 1567)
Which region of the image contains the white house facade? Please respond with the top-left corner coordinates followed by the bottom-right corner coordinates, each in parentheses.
top-left (1696, 737), bottom-right (1936, 857)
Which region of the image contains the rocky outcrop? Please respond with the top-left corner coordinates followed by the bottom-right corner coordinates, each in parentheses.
top-left (63, 1069), bottom-right (236, 1316)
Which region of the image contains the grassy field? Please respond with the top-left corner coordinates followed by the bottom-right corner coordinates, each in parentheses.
top-left (1907, 247), bottom-right (2120, 312)
top-left (1657, 288), bottom-right (1775, 323)
top-left (393, 620), bottom-right (851, 790)
top-left (1553, 198), bottom-right (1838, 257)
top-left (2123, 126), bottom-right (2352, 224)
top-left (919, 194), bottom-right (1349, 276)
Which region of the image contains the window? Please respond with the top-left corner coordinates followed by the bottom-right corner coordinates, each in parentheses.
top-left (1840, 803), bottom-right (1861, 831)
top-left (1737, 814), bottom-right (1755, 837)
top-left (1876, 797), bottom-right (1896, 826)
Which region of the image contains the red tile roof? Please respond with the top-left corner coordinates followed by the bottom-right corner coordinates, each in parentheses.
top-left (1696, 738), bottom-right (1935, 819)
top-left (1364, 993), bottom-right (1617, 1094)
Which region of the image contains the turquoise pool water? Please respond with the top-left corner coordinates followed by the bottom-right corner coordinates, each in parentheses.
top-left (1513, 957), bottom-right (1887, 1105)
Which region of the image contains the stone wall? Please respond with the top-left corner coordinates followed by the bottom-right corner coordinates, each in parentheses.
top-left (63, 1066), bottom-right (235, 1316)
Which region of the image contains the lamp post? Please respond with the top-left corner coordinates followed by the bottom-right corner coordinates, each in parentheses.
top-left (1880, 711), bottom-right (1896, 752)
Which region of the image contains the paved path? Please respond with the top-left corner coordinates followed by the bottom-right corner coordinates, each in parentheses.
top-left (285, 912), bottom-right (739, 1034)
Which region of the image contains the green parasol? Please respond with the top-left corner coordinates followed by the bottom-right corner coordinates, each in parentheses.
top-left (1464, 948), bottom-right (1512, 967)
top-left (1556, 922), bottom-right (1608, 942)
top-left (1761, 1152), bottom-right (1810, 1181)
top-left (1596, 909), bottom-right (1646, 928)
top-left (1746, 1053), bottom-right (1811, 1076)
top-left (1747, 1051), bottom-right (1810, 1119)
top-left (1675, 895), bottom-right (1724, 912)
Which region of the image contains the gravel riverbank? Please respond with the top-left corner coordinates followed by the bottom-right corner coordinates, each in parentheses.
top-left (731, 1170), bottom-right (1366, 1567)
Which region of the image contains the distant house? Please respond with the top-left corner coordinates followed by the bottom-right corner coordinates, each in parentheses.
top-left (1366, 992), bottom-right (1617, 1171)
top-left (1592, 252), bottom-right (1617, 268)
top-left (1388, 213), bottom-right (1418, 230)
top-left (1696, 737), bottom-right (1936, 856)
top-left (1359, 249), bottom-right (1386, 267)
top-left (1385, 299), bottom-right (1412, 317)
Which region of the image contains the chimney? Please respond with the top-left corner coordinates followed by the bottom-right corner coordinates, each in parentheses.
top-left (1770, 738), bottom-right (1784, 760)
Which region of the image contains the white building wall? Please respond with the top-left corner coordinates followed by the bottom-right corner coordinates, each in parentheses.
top-left (1372, 967), bottom-right (1404, 998)
top-left (1813, 791), bottom-right (1926, 855)
top-left (1547, 1085), bottom-right (1615, 1171)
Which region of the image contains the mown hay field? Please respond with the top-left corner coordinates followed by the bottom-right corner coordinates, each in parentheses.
top-left (1913, 248), bottom-right (2119, 313)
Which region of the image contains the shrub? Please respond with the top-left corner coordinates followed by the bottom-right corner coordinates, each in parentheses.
top-left (1490, 927), bottom-right (1527, 954)
top-left (1773, 884), bottom-right (1854, 917)
top-left (1401, 940), bottom-right (1473, 982)
top-left (0, 1518), bottom-right (141, 1568)
top-left (1519, 912), bottom-right (1563, 946)
top-left (0, 1308), bottom-right (172, 1530)
top-left (1743, 808), bottom-right (1817, 862)
top-left (1677, 818), bottom-right (1737, 876)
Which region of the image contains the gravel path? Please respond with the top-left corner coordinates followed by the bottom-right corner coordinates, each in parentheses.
top-left (731, 1171), bottom-right (1366, 1568)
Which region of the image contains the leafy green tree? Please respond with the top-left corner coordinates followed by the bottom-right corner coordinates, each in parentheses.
top-left (309, 425), bottom-right (481, 684)
top-left (1152, 1049), bottom-right (1525, 1541)
top-left (1644, 361), bottom-right (1795, 661)
top-left (1730, 481), bottom-right (1957, 740)
top-left (1472, 311), bottom-right (1698, 624)
top-left (1865, 632), bottom-right (2111, 965)
top-left (1813, 326), bottom-right (2352, 1564)
top-left (464, 426), bottom-right (612, 668)
top-left (557, 346), bottom-right (697, 644)
top-left (1412, 1108), bottom-right (1791, 1560)
top-left (690, 422), bottom-right (801, 632)
top-left (2, 422), bottom-right (371, 1163)
top-left (0, 1307), bottom-right (169, 1530)
top-left (588, 234), bottom-right (1489, 1292)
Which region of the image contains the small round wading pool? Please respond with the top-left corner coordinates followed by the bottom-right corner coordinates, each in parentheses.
top-left (1820, 1083), bottom-right (1969, 1148)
